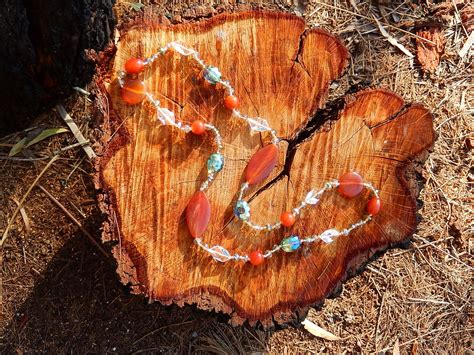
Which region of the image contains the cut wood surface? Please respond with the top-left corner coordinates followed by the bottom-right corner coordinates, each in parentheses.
top-left (96, 11), bottom-right (435, 325)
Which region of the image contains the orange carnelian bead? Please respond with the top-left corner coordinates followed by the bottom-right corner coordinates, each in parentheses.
top-left (280, 211), bottom-right (296, 227)
top-left (367, 197), bottom-right (381, 216)
top-left (224, 95), bottom-right (239, 110)
top-left (186, 191), bottom-right (211, 238)
top-left (124, 58), bottom-right (145, 74)
top-left (249, 250), bottom-right (264, 266)
top-left (245, 144), bottom-right (279, 185)
top-left (338, 172), bottom-right (364, 198)
top-left (121, 78), bottom-right (146, 105)
top-left (191, 120), bottom-right (206, 135)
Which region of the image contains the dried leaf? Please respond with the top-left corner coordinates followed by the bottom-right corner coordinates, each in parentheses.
top-left (128, 2), bottom-right (144, 11)
top-left (25, 128), bottom-right (69, 148)
top-left (301, 319), bottom-right (341, 341)
top-left (373, 16), bottom-right (414, 58)
top-left (8, 137), bottom-right (28, 157)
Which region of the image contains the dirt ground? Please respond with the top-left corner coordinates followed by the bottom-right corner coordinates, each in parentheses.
top-left (1, 1), bottom-right (472, 353)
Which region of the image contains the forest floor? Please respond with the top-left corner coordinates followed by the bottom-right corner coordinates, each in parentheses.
top-left (1, 0), bottom-right (472, 353)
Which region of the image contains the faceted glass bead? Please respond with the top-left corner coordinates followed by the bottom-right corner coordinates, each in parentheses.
top-left (281, 235), bottom-right (301, 252)
top-left (186, 191), bottom-right (211, 238)
top-left (156, 107), bottom-right (176, 126)
top-left (203, 66), bottom-right (221, 84)
top-left (305, 190), bottom-right (320, 205)
top-left (338, 172), bottom-right (364, 198)
top-left (245, 144), bottom-right (279, 185)
top-left (319, 229), bottom-right (340, 244)
top-left (247, 117), bottom-right (272, 134)
top-left (121, 78), bottom-right (146, 105)
top-left (209, 246), bottom-right (231, 262)
top-left (207, 153), bottom-right (224, 174)
top-left (234, 200), bottom-right (250, 221)
top-left (367, 196), bottom-right (381, 215)
top-left (170, 42), bottom-right (196, 56)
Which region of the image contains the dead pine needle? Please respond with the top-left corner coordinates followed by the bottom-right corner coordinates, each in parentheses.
top-left (10, 197), bottom-right (31, 235)
top-left (36, 184), bottom-right (109, 259)
top-left (1, 155), bottom-right (59, 247)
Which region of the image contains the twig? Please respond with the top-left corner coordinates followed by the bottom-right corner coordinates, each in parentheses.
top-left (56, 104), bottom-right (96, 159)
top-left (0, 141), bottom-right (91, 161)
top-left (10, 197), bottom-right (31, 235)
top-left (36, 184), bottom-right (109, 259)
top-left (407, 297), bottom-right (450, 305)
top-left (374, 291), bottom-right (386, 352)
top-left (1, 155), bottom-right (59, 247)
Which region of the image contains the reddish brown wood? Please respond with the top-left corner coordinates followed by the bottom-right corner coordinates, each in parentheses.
top-left (95, 11), bottom-right (435, 325)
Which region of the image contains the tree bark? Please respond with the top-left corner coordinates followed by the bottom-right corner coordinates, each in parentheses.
top-left (0, 0), bottom-right (115, 136)
top-left (95, 11), bottom-right (435, 325)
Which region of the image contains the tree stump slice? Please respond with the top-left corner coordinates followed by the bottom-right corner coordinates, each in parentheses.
top-left (96, 11), bottom-right (435, 325)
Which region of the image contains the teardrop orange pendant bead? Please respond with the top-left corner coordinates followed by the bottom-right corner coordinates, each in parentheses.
top-left (186, 191), bottom-right (211, 238)
top-left (121, 78), bottom-right (146, 105)
top-left (245, 144), bottom-right (279, 185)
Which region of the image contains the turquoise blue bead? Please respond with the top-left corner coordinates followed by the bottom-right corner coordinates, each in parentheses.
top-left (281, 235), bottom-right (301, 252)
top-left (203, 66), bottom-right (221, 84)
top-left (207, 153), bottom-right (224, 173)
top-left (234, 200), bottom-right (250, 221)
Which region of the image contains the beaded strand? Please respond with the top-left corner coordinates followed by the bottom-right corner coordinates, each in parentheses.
top-left (118, 41), bottom-right (382, 265)
top-left (194, 179), bottom-right (380, 264)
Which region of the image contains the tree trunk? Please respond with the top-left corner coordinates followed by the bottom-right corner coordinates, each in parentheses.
top-left (0, 0), bottom-right (115, 136)
top-left (95, 11), bottom-right (435, 325)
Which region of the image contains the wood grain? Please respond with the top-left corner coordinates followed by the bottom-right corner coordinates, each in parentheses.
top-left (96, 11), bottom-right (435, 325)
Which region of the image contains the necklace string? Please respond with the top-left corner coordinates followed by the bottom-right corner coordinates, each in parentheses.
top-left (117, 41), bottom-right (382, 266)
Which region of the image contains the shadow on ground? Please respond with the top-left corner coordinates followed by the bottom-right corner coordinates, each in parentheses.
top-left (2, 214), bottom-right (266, 353)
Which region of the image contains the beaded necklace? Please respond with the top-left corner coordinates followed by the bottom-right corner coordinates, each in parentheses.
top-left (118, 42), bottom-right (382, 266)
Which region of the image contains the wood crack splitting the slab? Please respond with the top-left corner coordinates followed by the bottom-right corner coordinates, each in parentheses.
top-left (291, 28), bottom-right (312, 80)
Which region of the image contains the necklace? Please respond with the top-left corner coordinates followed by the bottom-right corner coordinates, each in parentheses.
top-left (117, 42), bottom-right (382, 266)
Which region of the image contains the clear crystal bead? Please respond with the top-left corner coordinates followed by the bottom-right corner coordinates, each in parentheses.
top-left (209, 246), bottom-right (231, 262)
top-left (320, 229), bottom-right (340, 244)
top-left (203, 66), bottom-right (221, 84)
top-left (247, 117), bottom-right (271, 134)
top-left (156, 107), bottom-right (176, 126)
top-left (170, 42), bottom-right (196, 56)
top-left (304, 190), bottom-right (320, 205)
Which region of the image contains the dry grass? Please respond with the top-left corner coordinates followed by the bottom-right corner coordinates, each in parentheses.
top-left (1, 0), bottom-right (472, 353)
